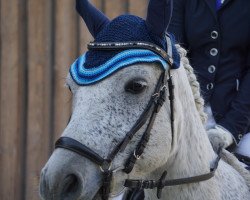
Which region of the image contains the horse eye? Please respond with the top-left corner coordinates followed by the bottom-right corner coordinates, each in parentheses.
top-left (125, 79), bottom-right (148, 94)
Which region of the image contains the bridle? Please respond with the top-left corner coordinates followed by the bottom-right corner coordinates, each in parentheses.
top-left (55, 39), bottom-right (221, 200)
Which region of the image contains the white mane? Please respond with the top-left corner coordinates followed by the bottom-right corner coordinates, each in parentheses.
top-left (176, 44), bottom-right (207, 125)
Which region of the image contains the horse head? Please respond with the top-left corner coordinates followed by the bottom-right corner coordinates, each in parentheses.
top-left (39, 1), bottom-right (250, 200)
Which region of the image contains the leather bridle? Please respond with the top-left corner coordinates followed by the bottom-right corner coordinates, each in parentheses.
top-left (55, 40), bottom-right (221, 200)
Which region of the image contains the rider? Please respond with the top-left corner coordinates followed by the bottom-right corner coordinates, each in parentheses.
top-left (169, 0), bottom-right (250, 163)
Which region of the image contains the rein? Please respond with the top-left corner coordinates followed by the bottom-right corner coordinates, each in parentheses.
top-left (55, 40), bottom-right (221, 200)
top-left (124, 148), bottom-right (222, 199)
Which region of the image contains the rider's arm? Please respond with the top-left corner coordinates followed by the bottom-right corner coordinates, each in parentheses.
top-left (218, 48), bottom-right (250, 143)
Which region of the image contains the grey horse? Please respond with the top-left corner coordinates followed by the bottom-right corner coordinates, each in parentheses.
top-left (40, 0), bottom-right (250, 199)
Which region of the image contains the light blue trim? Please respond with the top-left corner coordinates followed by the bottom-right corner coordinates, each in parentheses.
top-left (70, 49), bottom-right (168, 85)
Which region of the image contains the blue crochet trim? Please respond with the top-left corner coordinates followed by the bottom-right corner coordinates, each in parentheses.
top-left (70, 49), bottom-right (169, 85)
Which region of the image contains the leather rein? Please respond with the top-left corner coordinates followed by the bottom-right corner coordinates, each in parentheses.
top-left (55, 41), bottom-right (221, 200)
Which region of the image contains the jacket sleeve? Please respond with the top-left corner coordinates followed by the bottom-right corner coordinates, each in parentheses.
top-left (168, 0), bottom-right (188, 47)
top-left (219, 49), bottom-right (250, 143)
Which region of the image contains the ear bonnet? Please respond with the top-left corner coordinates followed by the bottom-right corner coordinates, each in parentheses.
top-left (71, 0), bottom-right (180, 85)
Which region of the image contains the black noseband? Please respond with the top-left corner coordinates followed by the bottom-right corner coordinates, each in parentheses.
top-left (55, 137), bottom-right (105, 166)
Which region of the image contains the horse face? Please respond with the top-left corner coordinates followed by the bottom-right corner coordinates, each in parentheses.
top-left (40, 63), bottom-right (173, 200)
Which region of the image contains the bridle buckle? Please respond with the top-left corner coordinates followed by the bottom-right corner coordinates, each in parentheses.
top-left (100, 160), bottom-right (112, 172)
top-left (133, 150), bottom-right (141, 160)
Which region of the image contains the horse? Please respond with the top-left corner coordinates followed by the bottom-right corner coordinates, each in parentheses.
top-left (39, 0), bottom-right (250, 199)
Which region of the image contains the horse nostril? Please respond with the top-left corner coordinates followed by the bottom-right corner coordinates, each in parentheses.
top-left (61, 174), bottom-right (81, 199)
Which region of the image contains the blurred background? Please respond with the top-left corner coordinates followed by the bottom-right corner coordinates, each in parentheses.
top-left (0, 0), bottom-right (147, 199)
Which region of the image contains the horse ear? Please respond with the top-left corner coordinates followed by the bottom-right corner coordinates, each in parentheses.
top-left (146, 0), bottom-right (173, 37)
top-left (76, 0), bottom-right (110, 38)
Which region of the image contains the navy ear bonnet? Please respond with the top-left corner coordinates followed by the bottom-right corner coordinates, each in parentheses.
top-left (70, 0), bottom-right (180, 85)
top-left (84, 15), bottom-right (180, 69)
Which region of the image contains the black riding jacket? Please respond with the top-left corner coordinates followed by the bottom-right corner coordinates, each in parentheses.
top-left (169, 0), bottom-right (250, 142)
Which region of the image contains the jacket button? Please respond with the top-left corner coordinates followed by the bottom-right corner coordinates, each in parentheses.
top-left (207, 83), bottom-right (214, 90)
top-left (211, 31), bottom-right (218, 39)
top-left (210, 48), bottom-right (218, 56)
top-left (208, 65), bottom-right (216, 73)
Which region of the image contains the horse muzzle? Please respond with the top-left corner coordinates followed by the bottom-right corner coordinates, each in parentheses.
top-left (39, 149), bottom-right (102, 200)
top-left (40, 171), bottom-right (83, 200)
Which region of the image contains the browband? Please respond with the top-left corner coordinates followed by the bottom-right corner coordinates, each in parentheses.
top-left (88, 41), bottom-right (174, 66)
